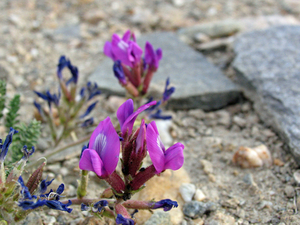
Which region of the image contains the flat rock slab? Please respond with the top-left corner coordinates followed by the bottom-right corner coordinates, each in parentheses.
top-left (89, 32), bottom-right (240, 110)
top-left (233, 25), bottom-right (300, 164)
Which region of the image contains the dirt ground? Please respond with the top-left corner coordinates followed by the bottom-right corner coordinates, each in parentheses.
top-left (1, 0), bottom-right (300, 224)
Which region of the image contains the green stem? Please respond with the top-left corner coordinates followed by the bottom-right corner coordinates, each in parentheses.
top-left (26, 134), bottom-right (91, 170)
top-left (77, 170), bottom-right (89, 199)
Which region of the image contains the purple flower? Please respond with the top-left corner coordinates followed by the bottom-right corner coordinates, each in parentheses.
top-left (81, 203), bottom-right (89, 211)
top-left (145, 41), bottom-right (162, 70)
top-left (45, 200), bottom-right (73, 213)
top-left (40, 177), bottom-right (55, 194)
top-left (34, 101), bottom-right (42, 115)
top-left (117, 99), bottom-right (156, 137)
top-left (34, 90), bottom-right (60, 108)
top-left (146, 121), bottom-right (184, 174)
top-left (57, 56), bottom-right (78, 84)
top-left (163, 78), bottom-right (175, 102)
top-left (79, 117), bottom-right (120, 177)
top-left (92, 200), bottom-right (108, 212)
top-left (116, 214), bottom-right (135, 225)
top-left (18, 176), bottom-right (33, 200)
top-left (113, 60), bottom-right (127, 85)
top-left (104, 30), bottom-right (143, 67)
top-left (21, 145), bottom-right (35, 160)
top-left (135, 119), bottom-right (146, 154)
top-left (19, 199), bottom-right (46, 210)
top-left (0, 127), bottom-right (18, 162)
top-left (86, 82), bottom-right (101, 100)
top-left (152, 199), bottom-right (178, 211)
top-left (81, 117), bottom-right (94, 127)
top-left (80, 101), bottom-right (98, 118)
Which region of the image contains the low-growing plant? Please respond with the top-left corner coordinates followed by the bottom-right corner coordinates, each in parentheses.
top-left (75, 99), bottom-right (184, 224)
top-left (0, 128), bottom-right (72, 224)
top-left (0, 79), bottom-right (41, 164)
top-left (34, 56), bottom-right (101, 147)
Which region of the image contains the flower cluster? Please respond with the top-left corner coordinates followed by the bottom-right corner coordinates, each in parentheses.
top-left (145, 77), bottom-right (175, 120)
top-left (34, 56), bottom-right (101, 146)
top-left (78, 99), bottom-right (184, 224)
top-left (104, 30), bottom-right (162, 98)
top-left (18, 177), bottom-right (72, 213)
top-left (0, 128), bottom-right (72, 223)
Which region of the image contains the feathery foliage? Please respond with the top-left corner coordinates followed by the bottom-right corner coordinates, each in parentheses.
top-left (9, 119), bottom-right (41, 163)
top-left (5, 94), bottom-right (20, 130)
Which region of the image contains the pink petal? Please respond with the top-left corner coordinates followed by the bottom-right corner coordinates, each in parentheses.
top-left (156, 48), bottom-right (163, 62)
top-left (79, 149), bottom-right (104, 176)
top-left (145, 41), bottom-right (154, 65)
top-left (103, 41), bottom-right (116, 61)
top-left (117, 99), bottom-right (134, 130)
top-left (146, 121), bottom-right (165, 173)
top-left (131, 42), bottom-right (143, 62)
top-left (88, 117), bottom-right (120, 175)
top-left (136, 119), bottom-right (146, 154)
top-left (164, 143), bottom-right (184, 171)
top-left (122, 100), bottom-right (157, 135)
top-left (122, 30), bottom-right (131, 42)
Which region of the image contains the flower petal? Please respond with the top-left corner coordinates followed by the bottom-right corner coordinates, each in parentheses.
top-left (104, 41), bottom-right (116, 61)
top-left (121, 100), bottom-right (156, 135)
top-left (164, 143), bottom-right (184, 171)
top-left (87, 117), bottom-right (120, 176)
top-left (117, 99), bottom-right (134, 130)
top-left (146, 121), bottom-right (165, 173)
top-left (79, 149), bottom-right (104, 176)
top-left (136, 119), bottom-right (146, 154)
top-left (122, 30), bottom-right (131, 42)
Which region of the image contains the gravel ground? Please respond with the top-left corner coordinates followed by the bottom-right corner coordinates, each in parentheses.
top-left (1, 0), bottom-right (300, 224)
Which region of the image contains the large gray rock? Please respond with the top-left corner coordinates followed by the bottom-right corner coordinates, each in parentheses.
top-left (233, 25), bottom-right (300, 164)
top-left (89, 32), bottom-right (240, 110)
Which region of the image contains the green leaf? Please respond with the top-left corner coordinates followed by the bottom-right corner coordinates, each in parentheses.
top-left (8, 119), bottom-right (41, 163)
top-left (0, 79), bottom-right (6, 119)
top-left (5, 94), bottom-right (20, 130)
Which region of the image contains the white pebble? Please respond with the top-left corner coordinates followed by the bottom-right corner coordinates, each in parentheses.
top-left (179, 183), bottom-right (196, 202)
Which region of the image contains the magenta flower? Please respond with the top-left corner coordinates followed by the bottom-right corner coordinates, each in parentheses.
top-left (146, 121), bottom-right (184, 174)
top-left (104, 30), bottom-right (143, 67)
top-left (79, 117), bottom-right (120, 177)
top-left (117, 99), bottom-right (156, 137)
top-left (145, 41), bottom-right (162, 70)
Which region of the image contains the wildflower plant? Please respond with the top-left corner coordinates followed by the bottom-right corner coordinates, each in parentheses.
top-left (76, 99), bottom-right (184, 224)
top-left (0, 79), bottom-right (41, 164)
top-left (0, 128), bottom-right (72, 224)
top-left (104, 30), bottom-right (163, 99)
top-left (34, 56), bottom-right (101, 146)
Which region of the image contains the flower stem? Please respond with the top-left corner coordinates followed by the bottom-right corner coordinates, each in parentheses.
top-left (26, 134), bottom-right (91, 170)
top-left (77, 170), bottom-right (89, 199)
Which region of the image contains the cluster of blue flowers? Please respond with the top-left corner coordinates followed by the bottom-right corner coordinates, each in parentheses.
top-left (18, 176), bottom-right (72, 213)
top-left (145, 77), bottom-right (175, 120)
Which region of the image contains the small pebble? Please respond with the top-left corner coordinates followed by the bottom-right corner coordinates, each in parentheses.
top-left (284, 185), bottom-right (295, 198)
top-left (194, 189), bottom-right (206, 201)
top-left (179, 183), bottom-right (196, 202)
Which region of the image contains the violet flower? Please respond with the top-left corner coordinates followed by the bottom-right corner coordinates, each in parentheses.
top-left (113, 60), bottom-right (127, 85)
top-left (152, 199), bottom-right (178, 211)
top-left (146, 121), bottom-right (184, 174)
top-left (162, 77), bottom-right (175, 102)
top-left (80, 101), bottom-right (98, 118)
top-left (79, 117), bottom-right (120, 177)
top-left (117, 99), bottom-right (156, 137)
top-left (57, 55), bottom-right (78, 84)
top-left (116, 214), bottom-right (135, 225)
top-left (0, 127), bottom-right (18, 162)
top-left (104, 30), bottom-right (143, 67)
top-left (145, 41), bottom-right (162, 70)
